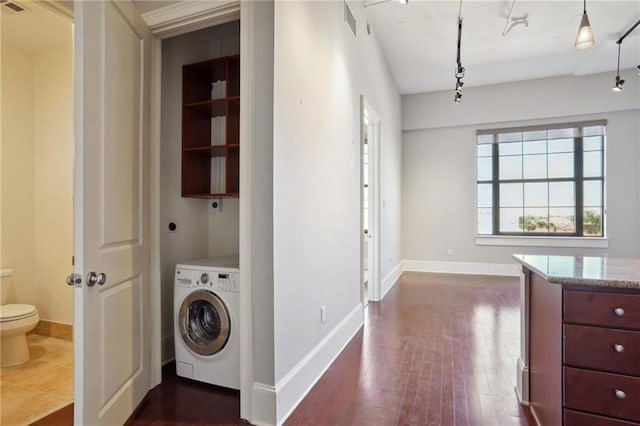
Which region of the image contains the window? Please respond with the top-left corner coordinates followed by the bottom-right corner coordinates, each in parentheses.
top-left (477, 121), bottom-right (605, 237)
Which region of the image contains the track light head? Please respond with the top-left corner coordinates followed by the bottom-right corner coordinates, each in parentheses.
top-left (398, 0), bottom-right (408, 4)
top-left (454, 92), bottom-right (462, 103)
top-left (637, 65), bottom-right (640, 75)
top-left (455, 65), bottom-right (465, 79)
top-left (612, 75), bottom-right (625, 92)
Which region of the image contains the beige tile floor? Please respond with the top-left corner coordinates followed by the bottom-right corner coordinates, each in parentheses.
top-left (0, 335), bottom-right (73, 425)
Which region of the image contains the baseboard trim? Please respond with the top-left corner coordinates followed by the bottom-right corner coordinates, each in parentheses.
top-left (516, 357), bottom-right (530, 405)
top-left (274, 304), bottom-right (363, 425)
top-left (32, 320), bottom-right (73, 341)
top-left (379, 262), bottom-right (402, 300)
top-left (251, 382), bottom-right (277, 426)
top-left (403, 259), bottom-right (520, 277)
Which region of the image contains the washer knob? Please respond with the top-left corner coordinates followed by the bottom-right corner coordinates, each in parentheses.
top-left (200, 273), bottom-right (209, 284)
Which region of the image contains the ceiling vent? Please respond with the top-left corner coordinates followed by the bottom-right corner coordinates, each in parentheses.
top-left (1, 1), bottom-right (29, 15)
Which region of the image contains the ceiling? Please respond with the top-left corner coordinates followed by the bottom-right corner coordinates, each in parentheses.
top-left (363, 0), bottom-right (640, 94)
top-left (1, 1), bottom-right (71, 51)
top-left (3, 0), bottom-right (637, 95)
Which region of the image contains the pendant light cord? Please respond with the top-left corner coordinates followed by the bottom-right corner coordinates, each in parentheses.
top-left (616, 43), bottom-right (621, 76)
top-left (583, 0), bottom-right (586, 14)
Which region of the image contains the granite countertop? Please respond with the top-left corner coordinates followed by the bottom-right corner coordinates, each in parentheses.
top-left (513, 254), bottom-right (640, 289)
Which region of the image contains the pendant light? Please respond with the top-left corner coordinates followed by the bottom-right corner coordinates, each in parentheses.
top-left (575, 0), bottom-right (595, 49)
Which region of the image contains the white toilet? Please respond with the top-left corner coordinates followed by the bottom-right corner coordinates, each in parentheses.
top-left (0, 269), bottom-right (40, 367)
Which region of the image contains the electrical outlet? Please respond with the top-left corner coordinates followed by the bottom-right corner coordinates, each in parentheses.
top-left (447, 248), bottom-right (453, 256)
top-left (321, 305), bottom-right (326, 324)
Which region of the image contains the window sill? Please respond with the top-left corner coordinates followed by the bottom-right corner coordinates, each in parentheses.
top-left (475, 235), bottom-right (608, 248)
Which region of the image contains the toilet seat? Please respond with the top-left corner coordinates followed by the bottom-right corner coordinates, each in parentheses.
top-left (0, 304), bottom-right (38, 322)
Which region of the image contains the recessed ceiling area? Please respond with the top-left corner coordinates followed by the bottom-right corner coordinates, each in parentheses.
top-left (363, 0), bottom-right (640, 94)
top-left (1, 1), bottom-right (71, 51)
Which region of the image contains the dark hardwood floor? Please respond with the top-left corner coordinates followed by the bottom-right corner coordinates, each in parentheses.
top-left (285, 272), bottom-right (534, 426)
top-left (126, 363), bottom-right (246, 425)
top-left (125, 272), bottom-right (533, 425)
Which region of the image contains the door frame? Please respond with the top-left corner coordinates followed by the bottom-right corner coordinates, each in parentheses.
top-left (361, 96), bottom-right (381, 302)
top-left (145, 0), bottom-right (254, 420)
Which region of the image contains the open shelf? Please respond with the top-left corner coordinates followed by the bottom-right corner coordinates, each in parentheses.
top-left (181, 54), bottom-right (240, 198)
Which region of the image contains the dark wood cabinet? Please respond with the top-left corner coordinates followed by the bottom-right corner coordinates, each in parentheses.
top-left (526, 272), bottom-right (640, 425)
top-left (562, 288), bottom-right (640, 425)
top-left (565, 409), bottom-right (640, 426)
top-left (182, 54), bottom-right (240, 198)
top-left (564, 324), bottom-right (640, 376)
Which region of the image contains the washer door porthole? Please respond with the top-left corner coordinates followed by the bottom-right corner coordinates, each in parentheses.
top-left (178, 289), bottom-right (230, 356)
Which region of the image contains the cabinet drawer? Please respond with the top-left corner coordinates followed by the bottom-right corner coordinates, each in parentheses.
top-left (564, 324), bottom-right (640, 376)
top-left (564, 290), bottom-right (640, 330)
top-left (565, 409), bottom-right (640, 426)
top-left (564, 367), bottom-right (640, 422)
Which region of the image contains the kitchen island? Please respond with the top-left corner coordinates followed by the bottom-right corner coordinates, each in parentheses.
top-left (513, 255), bottom-right (640, 426)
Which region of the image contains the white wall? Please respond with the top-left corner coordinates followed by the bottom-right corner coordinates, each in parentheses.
top-left (32, 42), bottom-right (74, 323)
top-left (1, 41), bottom-right (35, 308)
top-left (1, 39), bottom-right (73, 324)
top-left (402, 70), bottom-right (640, 266)
top-left (270, 0), bottom-right (402, 422)
top-left (160, 21), bottom-right (240, 362)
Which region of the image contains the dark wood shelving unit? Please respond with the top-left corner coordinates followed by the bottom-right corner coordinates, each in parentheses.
top-left (182, 54), bottom-right (240, 198)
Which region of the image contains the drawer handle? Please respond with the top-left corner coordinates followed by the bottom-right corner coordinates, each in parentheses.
top-left (615, 389), bottom-right (626, 399)
top-left (614, 307), bottom-right (625, 316)
top-left (614, 344), bottom-right (625, 353)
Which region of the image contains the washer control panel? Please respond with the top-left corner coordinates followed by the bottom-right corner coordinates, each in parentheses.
top-left (175, 268), bottom-right (239, 292)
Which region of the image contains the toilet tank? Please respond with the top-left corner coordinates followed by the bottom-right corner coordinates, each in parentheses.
top-left (0, 269), bottom-right (13, 305)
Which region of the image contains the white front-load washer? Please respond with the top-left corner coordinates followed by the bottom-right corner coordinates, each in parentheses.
top-left (174, 255), bottom-right (239, 389)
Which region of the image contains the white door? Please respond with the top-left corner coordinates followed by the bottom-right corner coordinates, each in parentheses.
top-left (361, 121), bottom-right (374, 306)
top-left (73, 1), bottom-right (152, 424)
top-left (361, 97), bottom-right (380, 304)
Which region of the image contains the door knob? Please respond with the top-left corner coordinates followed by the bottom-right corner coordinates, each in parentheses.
top-left (66, 273), bottom-right (81, 286)
top-left (86, 272), bottom-right (107, 287)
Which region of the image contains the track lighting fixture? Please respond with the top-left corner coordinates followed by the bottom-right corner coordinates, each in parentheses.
top-left (398, 0), bottom-right (409, 5)
top-left (613, 75), bottom-right (624, 92)
top-left (502, 1), bottom-right (529, 37)
top-left (610, 19), bottom-right (639, 92)
top-left (612, 43), bottom-right (624, 92)
top-left (454, 13), bottom-right (465, 103)
top-left (575, 0), bottom-right (595, 49)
